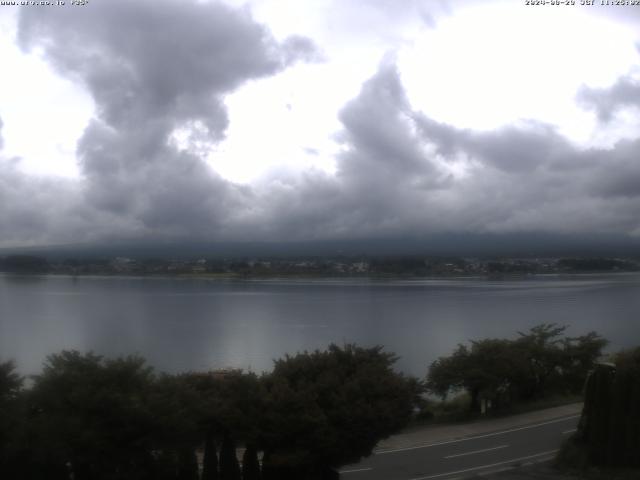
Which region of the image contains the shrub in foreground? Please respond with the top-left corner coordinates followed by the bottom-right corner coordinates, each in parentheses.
top-left (0, 344), bottom-right (420, 480)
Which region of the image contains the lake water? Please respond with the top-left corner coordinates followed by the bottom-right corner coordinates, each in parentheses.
top-left (1, 273), bottom-right (639, 377)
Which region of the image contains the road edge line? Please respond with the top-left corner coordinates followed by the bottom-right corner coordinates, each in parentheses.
top-left (376, 415), bottom-right (579, 455)
top-left (409, 449), bottom-right (559, 480)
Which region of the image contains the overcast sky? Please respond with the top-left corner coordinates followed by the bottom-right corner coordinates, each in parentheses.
top-left (1, 0), bottom-right (640, 248)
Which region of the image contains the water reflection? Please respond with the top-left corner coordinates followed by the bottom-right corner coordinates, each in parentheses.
top-left (1, 273), bottom-right (639, 376)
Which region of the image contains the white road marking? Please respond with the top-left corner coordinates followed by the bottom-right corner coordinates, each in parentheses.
top-left (409, 449), bottom-right (559, 480)
top-left (562, 428), bottom-right (577, 435)
top-left (340, 467), bottom-right (373, 474)
top-left (376, 415), bottom-right (580, 455)
top-left (444, 444), bottom-right (508, 459)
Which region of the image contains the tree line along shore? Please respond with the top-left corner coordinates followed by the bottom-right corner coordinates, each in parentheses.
top-left (1, 254), bottom-right (639, 277)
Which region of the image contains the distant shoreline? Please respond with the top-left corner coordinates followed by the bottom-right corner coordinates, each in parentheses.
top-left (2, 270), bottom-right (640, 282)
top-left (3, 254), bottom-right (639, 279)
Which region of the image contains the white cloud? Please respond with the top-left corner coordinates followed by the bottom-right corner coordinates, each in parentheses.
top-left (0, 10), bottom-right (93, 178)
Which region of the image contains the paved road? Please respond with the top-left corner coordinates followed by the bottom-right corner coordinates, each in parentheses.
top-left (340, 414), bottom-right (579, 480)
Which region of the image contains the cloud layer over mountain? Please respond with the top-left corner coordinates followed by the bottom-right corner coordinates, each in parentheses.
top-left (2, 0), bottom-right (640, 248)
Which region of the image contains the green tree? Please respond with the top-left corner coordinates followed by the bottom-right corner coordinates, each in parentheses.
top-left (577, 347), bottom-right (640, 467)
top-left (428, 339), bottom-right (523, 412)
top-left (181, 370), bottom-right (265, 444)
top-left (202, 430), bottom-right (219, 480)
top-left (219, 433), bottom-right (242, 480)
top-left (148, 374), bottom-right (203, 452)
top-left (513, 324), bottom-right (568, 400)
top-left (0, 360), bottom-right (21, 399)
top-left (242, 444), bottom-right (261, 480)
top-left (177, 448), bottom-right (199, 480)
top-left (426, 344), bottom-right (468, 399)
top-left (26, 351), bottom-right (157, 480)
top-left (427, 325), bottom-right (608, 413)
top-left (0, 361), bottom-right (25, 478)
top-left (560, 331), bottom-right (608, 394)
top-left (260, 344), bottom-right (420, 478)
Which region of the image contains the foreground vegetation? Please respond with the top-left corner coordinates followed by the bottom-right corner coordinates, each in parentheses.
top-left (426, 324), bottom-right (607, 415)
top-left (557, 347), bottom-right (640, 478)
top-left (0, 345), bottom-right (419, 480)
top-left (0, 325), bottom-right (610, 479)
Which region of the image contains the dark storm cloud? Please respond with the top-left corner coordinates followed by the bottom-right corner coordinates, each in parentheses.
top-left (0, 156), bottom-right (102, 247)
top-left (415, 117), bottom-right (575, 173)
top-left (271, 62), bottom-right (640, 238)
top-left (15, 0), bottom-right (318, 242)
top-left (586, 139), bottom-right (640, 199)
top-left (252, 62), bottom-right (452, 241)
top-left (577, 75), bottom-right (640, 122)
top-left (337, 60), bottom-right (439, 177)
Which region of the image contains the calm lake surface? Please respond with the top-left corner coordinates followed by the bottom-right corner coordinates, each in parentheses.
top-left (1, 273), bottom-right (639, 376)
